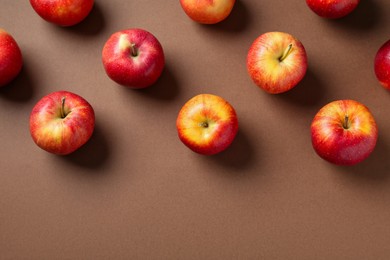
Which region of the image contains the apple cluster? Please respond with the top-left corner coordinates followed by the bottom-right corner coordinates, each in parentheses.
top-left (0, 0), bottom-right (388, 166)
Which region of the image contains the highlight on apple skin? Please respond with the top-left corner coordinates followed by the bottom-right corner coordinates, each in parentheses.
top-left (29, 0), bottom-right (94, 26)
top-left (374, 39), bottom-right (390, 90)
top-left (247, 31), bottom-right (308, 94)
top-left (176, 94), bottom-right (239, 155)
top-left (306, 0), bottom-right (360, 19)
top-left (29, 91), bottom-right (95, 155)
top-left (0, 28), bottom-right (23, 87)
top-left (102, 28), bottom-right (165, 89)
top-left (311, 100), bottom-right (378, 166)
top-left (179, 0), bottom-right (236, 24)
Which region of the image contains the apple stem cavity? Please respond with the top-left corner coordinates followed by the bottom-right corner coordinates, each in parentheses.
top-left (343, 115), bottom-right (350, 129)
top-left (200, 122), bottom-right (209, 128)
top-left (279, 43), bottom-right (293, 62)
top-left (61, 97), bottom-right (67, 119)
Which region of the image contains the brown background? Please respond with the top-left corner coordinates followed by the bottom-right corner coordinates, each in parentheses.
top-left (1, 0), bottom-right (390, 259)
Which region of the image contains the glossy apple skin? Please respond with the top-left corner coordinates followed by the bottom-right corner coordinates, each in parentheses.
top-left (247, 32), bottom-right (308, 94)
top-left (102, 28), bottom-right (165, 89)
top-left (0, 29), bottom-right (23, 87)
top-left (306, 0), bottom-right (360, 19)
top-left (180, 0), bottom-right (236, 24)
top-left (29, 0), bottom-right (94, 26)
top-left (311, 100), bottom-right (378, 166)
top-left (30, 91), bottom-right (95, 155)
top-left (176, 94), bottom-right (238, 155)
top-left (374, 39), bottom-right (390, 90)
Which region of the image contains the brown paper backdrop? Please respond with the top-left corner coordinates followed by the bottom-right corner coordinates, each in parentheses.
top-left (1, 0), bottom-right (390, 259)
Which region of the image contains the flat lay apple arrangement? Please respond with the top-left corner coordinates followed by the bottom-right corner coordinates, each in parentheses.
top-left (0, 0), bottom-right (388, 166)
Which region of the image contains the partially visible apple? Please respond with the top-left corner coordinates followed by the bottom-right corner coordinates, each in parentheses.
top-left (311, 100), bottom-right (378, 166)
top-left (179, 0), bottom-right (236, 24)
top-left (30, 91), bottom-right (95, 155)
top-left (29, 0), bottom-right (94, 26)
top-left (247, 31), bottom-right (307, 94)
top-left (102, 28), bottom-right (165, 89)
top-left (0, 29), bottom-right (23, 87)
top-left (176, 94), bottom-right (238, 155)
top-left (374, 39), bottom-right (390, 90)
top-left (306, 0), bottom-right (360, 19)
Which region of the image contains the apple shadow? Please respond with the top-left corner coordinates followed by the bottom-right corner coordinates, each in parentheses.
top-left (325, 0), bottom-right (383, 32)
top-left (130, 64), bottom-right (180, 101)
top-left (275, 68), bottom-right (329, 108)
top-left (203, 126), bottom-right (257, 174)
top-left (59, 122), bottom-right (111, 171)
top-left (332, 135), bottom-right (390, 182)
top-left (59, 2), bottom-right (106, 36)
top-left (199, 0), bottom-right (251, 33)
top-left (0, 59), bottom-right (35, 102)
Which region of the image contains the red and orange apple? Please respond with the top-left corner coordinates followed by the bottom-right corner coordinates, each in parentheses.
top-left (102, 28), bottom-right (165, 89)
top-left (176, 94), bottom-right (238, 155)
top-left (30, 91), bottom-right (95, 155)
top-left (29, 0), bottom-right (94, 26)
top-left (0, 29), bottom-right (23, 87)
top-left (179, 0), bottom-right (236, 24)
top-left (374, 39), bottom-right (390, 90)
top-left (306, 0), bottom-right (360, 19)
top-left (247, 31), bottom-right (307, 94)
top-left (311, 100), bottom-right (378, 166)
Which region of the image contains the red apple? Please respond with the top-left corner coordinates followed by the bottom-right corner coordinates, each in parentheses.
top-left (176, 94), bottom-right (238, 155)
top-left (374, 39), bottom-right (390, 90)
top-left (30, 91), bottom-right (95, 155)
top-left (0, 29), bottom-right (23, 87)
top-left (102, 28), bottom-right (165, 89)
top-left (180, 0), bottom-right (236, 24)
top-left (306, 0), bottom-right (360, 19)
top-left (247, 31), bottom-right (308, 94)
top-left (311, 100), bottom-right (378, 166)
top-left (29, 0), bottom-right (94, 26)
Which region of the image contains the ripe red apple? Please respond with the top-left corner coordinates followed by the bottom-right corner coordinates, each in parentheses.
top-left (102, 28), bottom-right (165, 89)
top-left (247, 31), bottom-right (308, 94)
top-left (30, 91), bottom-right (95, 155)
top-left (0, 29), bottom-right (23, 87)
top-left (179, 0), bottom-right (236, 24)
top-left (311, 100), bottom-right (378, 166)
top-left (176, 94), bottom-right (238, 155)
top-left (29, 0), bottom-right (94, 26)
top-left (374, 39), bottom-right (390, 90)
top-left (306, 0), bottom-right (360, 19)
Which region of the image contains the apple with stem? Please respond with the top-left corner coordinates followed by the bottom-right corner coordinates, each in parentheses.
top-left (306, 0), bottom-right (360, 19)
top-left (179, 0), bottom-right (236, 24)
top-left (247, 31), bottom-right (308, 94)
top-left (311, 100), bottom-right (378, 166)
top-left (30, 91), bottom-right (95, 155)
top-left (176, 94), bottom-right (238, 155)
top-left (374, 39), bottom-right (390, 90)
top-left (0, 29), bottom-right (23, 87)
top-left (29, 0), bottom-right (94, 26)
top-left (102, 28), bottom-right (165, 89)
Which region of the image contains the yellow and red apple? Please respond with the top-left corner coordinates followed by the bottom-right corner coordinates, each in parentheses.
top-left (179, 0), bottom-right (236, 24)
top-left (247, 31), bottom-right (308, 94)
top-left (29, 0), bottom-right (94, 26)
top-left (311, 100), bottom-right (378, 166)
top-left (374, 39), bottom-right (390, 90)
top-left (0, 29), bottom-right (23, 87)
top-left (306, 0), bottom-right (360, 19)
top-left (30, 91), bottom-right (95, 155)
top-left (176, 94), bottom-right (238, 155)
top-left (102, 28), bottom-right (165, 89)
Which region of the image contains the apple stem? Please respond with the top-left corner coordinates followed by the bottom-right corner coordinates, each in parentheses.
top-left (130, 43), bottom-right (138, 57)
top-left (279, 43), bottom-right (293, 62)
top-left (200, 122), bottom-right (209, 128)
top-left (61, 97), bottom-right (66, 118)
top-left (343, 115), bottom-right (350, 129)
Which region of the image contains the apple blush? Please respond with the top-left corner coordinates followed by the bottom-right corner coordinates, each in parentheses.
top-left (374, 39), bottom-right (390, 90)
top-left (306, 0), bottom-right (360, 19)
